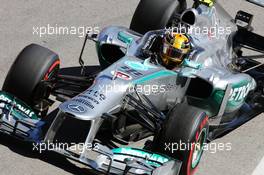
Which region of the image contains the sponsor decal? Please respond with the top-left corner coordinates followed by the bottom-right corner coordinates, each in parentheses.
top-left (229, 82), bottom-right (253, 102)
top-left (0, 93), bottom-right (37, 119)
top-left (78, 95), bottom-right (100, 105)
top-left (120, 65), bottom-right (143, 77)
top-left (71, 90), bottom-right (106, 110)
top-left (111, 70), bottom-right (132, 80)
top-left (86, 89), bottom-right (106, 101)
top-left (72, 98), bottom-right (95, 109)
top-left (141, 34), bottom-right (156, 48)
top-left (67, 104), bottom-right (86, 113)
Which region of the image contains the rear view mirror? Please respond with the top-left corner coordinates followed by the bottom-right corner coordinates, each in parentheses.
top-left (247, 0), bottom-right (264, 7)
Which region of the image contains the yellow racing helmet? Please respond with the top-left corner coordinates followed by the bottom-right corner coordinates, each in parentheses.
top-left (161, 33), bottom-right (191, 68)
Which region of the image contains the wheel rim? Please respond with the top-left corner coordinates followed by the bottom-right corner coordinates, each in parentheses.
top-left (44, 60), bottom-right (60, 80)
top-left (191, 128), bottom-right (207, 168)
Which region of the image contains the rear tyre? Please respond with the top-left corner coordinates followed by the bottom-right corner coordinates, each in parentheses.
top-left (2, 44), bottom-right (60, 105)
top-left (153, 103), bottom-right (209, 175)
top-left (130, 0), bottom-right (187, 34)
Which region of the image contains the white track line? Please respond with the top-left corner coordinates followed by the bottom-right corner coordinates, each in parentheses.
top-left (252, 156), bottom-right (264, 175)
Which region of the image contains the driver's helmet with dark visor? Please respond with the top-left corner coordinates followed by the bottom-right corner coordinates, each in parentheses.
top-left (161, 33), bottom-right (191, 67)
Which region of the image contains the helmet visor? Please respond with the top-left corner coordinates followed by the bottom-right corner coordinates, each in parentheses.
top-left (162, 43), bottom-right (184, 62)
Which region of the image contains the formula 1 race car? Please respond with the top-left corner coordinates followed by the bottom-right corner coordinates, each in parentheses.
top-left (1, 0), bottom-right (264, 175)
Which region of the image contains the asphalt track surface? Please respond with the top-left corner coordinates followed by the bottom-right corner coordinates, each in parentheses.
top-left (0, 0), bottom-right (264, 175)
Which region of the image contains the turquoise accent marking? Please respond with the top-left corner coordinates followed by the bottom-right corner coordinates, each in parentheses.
top-left (118, 31), bottom-right (133, 45)
top-left (134, 70), bottom-right (177, 84)
top-left (182, 59), bottom-right (202, 69)
top-left (125, 60), bottom-right (156, 71)
top-left (112, 147), bottom-right (171, 167)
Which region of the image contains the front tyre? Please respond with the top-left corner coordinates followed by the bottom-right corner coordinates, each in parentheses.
top-left (153, 103), bottom-right (209, 175)
top-left (2, 44), bottom-right (60, 105)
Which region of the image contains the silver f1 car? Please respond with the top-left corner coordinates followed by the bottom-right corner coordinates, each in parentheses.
top-left (1, 0), bottom-right (264, 175)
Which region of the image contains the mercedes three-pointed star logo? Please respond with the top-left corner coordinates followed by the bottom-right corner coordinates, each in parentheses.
top-left (67, 104), bottom-right (86, 113)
